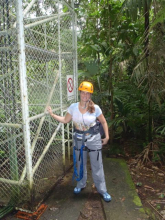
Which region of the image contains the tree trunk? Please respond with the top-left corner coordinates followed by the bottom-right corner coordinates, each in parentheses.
top-left (144, 0), bottom-right (149, 58)
top-left (144, 0), bottom-right (152, 142)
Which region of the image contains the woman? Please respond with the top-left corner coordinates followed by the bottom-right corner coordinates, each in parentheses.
top-left (47, 81), bottom-right (111, 202)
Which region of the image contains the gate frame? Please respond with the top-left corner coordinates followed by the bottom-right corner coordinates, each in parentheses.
top-left (0, 0), bottom-right (77, 212)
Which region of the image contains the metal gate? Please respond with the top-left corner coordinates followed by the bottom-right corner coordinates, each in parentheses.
top-left (0, 0), bottom-right (77, 213)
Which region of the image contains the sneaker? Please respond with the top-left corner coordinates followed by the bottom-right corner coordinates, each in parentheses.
top-left (73, 187), bottom-right (81, 194)
top-left (102, 192), bottom-right (111, 202)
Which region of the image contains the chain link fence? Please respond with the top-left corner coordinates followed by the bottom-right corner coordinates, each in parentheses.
top-left (0, 0), bottom-right (77, 214)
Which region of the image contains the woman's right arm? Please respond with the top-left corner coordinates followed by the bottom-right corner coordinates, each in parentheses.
top-left (47, 106), bottom-right (72, 124)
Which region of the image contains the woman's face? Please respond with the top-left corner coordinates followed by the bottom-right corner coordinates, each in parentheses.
top-left (80, 91), bottom-right (91, 102)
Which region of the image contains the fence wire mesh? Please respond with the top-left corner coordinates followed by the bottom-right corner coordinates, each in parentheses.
top-left (0, 0), bottom-right (77, 212)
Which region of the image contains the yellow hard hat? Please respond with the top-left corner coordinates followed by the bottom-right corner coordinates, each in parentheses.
top-left (78, 81), bottom-right (93, 93)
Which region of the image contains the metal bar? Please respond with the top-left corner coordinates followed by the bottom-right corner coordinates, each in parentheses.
top-left (28, 105), bottom-right (68, 121)
top-left (28, 112), bottom-right (51, 122)
top-left (74, 13), bottom-right (78, 101)
top-left (58, 0), bottom-right (65, 171)
top-left (0, 123), bottom-right (22, 128)
top-left (62, 113), bottom-right (65, 171)
top-left (25, 44), bottom-right (72, 61)
top-left (9, 0), bottom-right (39, 28)
top-left (16, 0), bottom-right (33, 192)
top-left (67, 123), bottom-right (70, 164)
top-left (27, 28), bottom-right (73, 47)
top-left (44, 22), bottom-right (52, 141)
top-left (0, 108), bottom-right (20, 128)
top-left (32, 123), bottom-right (62, 175)
top-left (24, 14), bottom-right (55, 21)
top-left (23, 0), bottom-right (39, 17)
top-left (28, 104), bottom-right (60, 106)
top-left (0, 29), bottom-right (16, 37)
top-left (24, 12), bottom-right (70, 29)
top-left (71, 121), bottom-right (74, 156)
top-left (0, 46), bottom-right (12, 51)
top-left (72, 12), bottom-right (76, 102)
top-left (0, 71), bottom-right (15, 81)
top-left (64, 0), bottom-right (75, 11)
top-left (54, 139), bottom-right (72, 142)
top-left (0, 178), bottom-right (24, 185)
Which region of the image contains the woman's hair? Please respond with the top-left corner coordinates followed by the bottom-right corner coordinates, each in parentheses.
top-left (87, 99), bottom-right (95, 113)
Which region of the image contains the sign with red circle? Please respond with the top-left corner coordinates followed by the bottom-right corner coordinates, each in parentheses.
top-left (67, 75), bottom-right (74, 100)
top-left (67, 77), bottom-right (74, 93)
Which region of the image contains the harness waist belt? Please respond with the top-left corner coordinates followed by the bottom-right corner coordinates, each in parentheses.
top-left (74, 123), bottom-right (99, 135)
top-left (88, 148), bottom-right (102, 152)
top-left (74, 147), bottom-right (102, 153)
top-left (74, 133), bottom-right (91, 140)
top-left (74, 147), bottom-right (88, 151)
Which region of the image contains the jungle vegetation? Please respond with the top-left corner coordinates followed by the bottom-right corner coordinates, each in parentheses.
top-left (75, 0), bottom-right (165, 164)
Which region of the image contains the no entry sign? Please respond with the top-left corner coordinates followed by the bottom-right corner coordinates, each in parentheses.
top-left (67, 75), bottom-right (74, 100)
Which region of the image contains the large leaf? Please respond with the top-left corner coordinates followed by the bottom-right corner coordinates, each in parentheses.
top-left (90, 44), bottom-right (102, 52)
top-left (85, 60), bottom-right (99, 74)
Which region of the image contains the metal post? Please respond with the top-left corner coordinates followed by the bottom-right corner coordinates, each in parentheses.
top-left (72, 6), bottom-right (78, 102)
top-left (75, 13), bottom-right (78, 102)
top-left (67, 123), bottom-right (70, 164)
top-left (44, 23), bottom-right (51, 138)
top-left (58, 0), bottom-right (65, 171)
top-left (16, 0), bottom-right (33, 197)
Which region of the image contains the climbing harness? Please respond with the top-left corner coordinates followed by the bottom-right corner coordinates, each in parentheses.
top-left (72, 123), bottom-right (101, 181)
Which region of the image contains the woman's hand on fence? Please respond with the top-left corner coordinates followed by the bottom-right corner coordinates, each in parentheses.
top-left (47, 106), bottom-right (53, 116)
top-left (102, 137), bottom-right (109, 145)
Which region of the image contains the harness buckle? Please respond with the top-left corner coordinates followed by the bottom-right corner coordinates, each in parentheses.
top-left (74, 132), bottom-right (92, 140)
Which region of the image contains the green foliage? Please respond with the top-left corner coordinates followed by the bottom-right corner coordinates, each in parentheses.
top-left (159, 193), bottom-right (165, 199)
top-left (122, 0), bottom-right (153, 21)
top-left (76, 0), bottom-right (165, 161)
top-left (136, 182), bottom-right (142, 186)
top-left (83, 60), bottom-right (100, 76)
top-left (107, 143), bottom-right (125, 156)
top-left (107, 81), bottom-right (149, 139)
top-left (0, 150), bottom-right (6, 158)
top-left (63, 5), bottom-right (69, 13)
top-left (151, 1), bottom-right (165, 28)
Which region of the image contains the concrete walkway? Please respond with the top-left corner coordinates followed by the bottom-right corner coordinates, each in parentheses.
top-left (102, 158), bottom-right (147, 220)
top-left (5, 155), bottom-right (148, 220)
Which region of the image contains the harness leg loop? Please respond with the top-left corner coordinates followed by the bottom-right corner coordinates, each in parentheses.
top-left (97, 151), bottom-right (99, 161)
